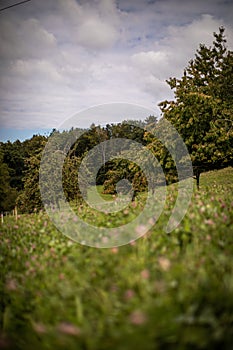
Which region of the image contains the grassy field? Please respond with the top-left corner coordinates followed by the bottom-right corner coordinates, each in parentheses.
top-left (1, 167), bottom-right (233, 349)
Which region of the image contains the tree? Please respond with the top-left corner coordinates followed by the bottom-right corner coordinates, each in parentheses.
top-left (102, 158), bottom-right (147, 196)
top-left (0, 140), bottom-right (26, 192)
top-left (17, 143), bottom-right (46, 213)
top-left (0, 149), bottom-right (17, 212)
top-left (159, 27), bottom-right (233, 188)
top-left (62, 153), bottom-right (89, 204)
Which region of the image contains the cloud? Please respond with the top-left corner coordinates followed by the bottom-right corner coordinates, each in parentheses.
top-left (0, 17), bottom-right (57, 60)
top-left (12, 59), bottom-right (61, 82)
top-left (50, 0), bottom-right (120, 50)
top-left (76, 18), bottom-right (118, 49)
top-left (129, 14), bottom-right (233, 101)
top-left (0, 0), bottom-right (233, 133)
top-left (132, 51), bottom-right (169, 78)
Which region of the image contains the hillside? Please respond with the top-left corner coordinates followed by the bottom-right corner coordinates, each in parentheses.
top-left (0, 167), bottom-right (233, 350)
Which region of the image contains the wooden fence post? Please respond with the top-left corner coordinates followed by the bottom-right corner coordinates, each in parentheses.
top-left (14, 206), bottom-right (18, 221)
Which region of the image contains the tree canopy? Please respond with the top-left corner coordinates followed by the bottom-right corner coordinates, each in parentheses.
top-left (159, 27), bottom-right (233, 186)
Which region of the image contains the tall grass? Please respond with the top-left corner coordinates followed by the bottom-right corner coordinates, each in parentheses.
top-left (0, 167), bottom-right (233, 349)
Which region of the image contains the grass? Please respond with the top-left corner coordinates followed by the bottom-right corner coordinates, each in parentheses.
top-left (0, 167), bottom-right (233, 349)
top-left (89, 185), bottom-right (115, 201)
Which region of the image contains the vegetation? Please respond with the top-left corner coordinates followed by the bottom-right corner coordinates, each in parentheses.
top-left (0, 150), bottom-right (17, 212)
top-left (159, 27), bottom-right (233, 187)
top-left (0, 27), bottom-right (233, 349)
top-left (1, 167), bottom-right (233, 349)
top-left (0, 135), bottom-right (47, 212)
top-left (1, 28), bottom-right (232, 212)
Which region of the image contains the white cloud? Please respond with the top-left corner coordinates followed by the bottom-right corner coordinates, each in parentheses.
top-left (128, 14), bottom-right (233, 101)
top-left (0, 0), bottom-right (233, 134)
top-left (52, 0), bottom-right (120, 50)
top-left (12, 59), bottom-right (61, 81)
top-left (132, 51), bottom-right (169, 77)
top-left (76, 18), bottom-right (118, 49)
top-left (0, 17), bottom-right (57, 60)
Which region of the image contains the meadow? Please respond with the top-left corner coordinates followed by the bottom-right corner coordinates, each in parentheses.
top-left (1, 167), bottom-right (233, 350)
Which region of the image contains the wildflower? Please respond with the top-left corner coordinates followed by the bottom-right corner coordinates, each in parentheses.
top-left (129, 310), bottom-right (147, 325)
top-left (57, 322), bottom-right (81, 336)
top-left (25, 261), bottom-right (30, 268)
top-left (33, 322), bottom-right (47, 334)
top-left (148, 218), bottom-right (156, 226)
top-left (59, 273), bottom-right (65, 280)
top-left (200, 206), bottom-right (205, 213)
top-left (102, 236), bottom-right (109, 244)
top-left (5, 278), bottom-right (18, 291)
top-left (131, 201), bottom-right (137, 208)
top-left (158, 257), bottom-right (171, 271)
top-left (141, 269), bottom-right (150, 279)
top-left (111, 247), bottom-right (118, 254)
top-left (205, 219), bottom-right (215, 226)
top-left (124, 289), bottom-right (135, 300)
top-left (222, 214), bottom-right (228, 223)
top-left (135, 225), bottom-right (147, 235)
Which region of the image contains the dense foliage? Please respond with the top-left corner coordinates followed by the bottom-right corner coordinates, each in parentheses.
top-left (159, 27), bottom-right (233, 185)
top-left (0, 150), bottom-right (17, 212)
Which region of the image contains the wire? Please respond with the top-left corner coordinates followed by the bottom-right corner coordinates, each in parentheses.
top-left (0, 0), bottom-right (31, 12)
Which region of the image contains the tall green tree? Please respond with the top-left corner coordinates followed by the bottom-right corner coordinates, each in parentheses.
top-left (159, 27), bottom-right (233, 187)
top-left (0, 140), bottom-right (25, 191)
top-left (17, 141), bottom-right (47, 213)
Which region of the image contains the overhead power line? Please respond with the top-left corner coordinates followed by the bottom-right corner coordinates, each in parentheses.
top-left (0, 0), bottom-right (31, 12)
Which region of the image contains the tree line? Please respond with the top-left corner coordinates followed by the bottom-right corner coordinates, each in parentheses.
top-left (0, 27), bottom-right (232, 213)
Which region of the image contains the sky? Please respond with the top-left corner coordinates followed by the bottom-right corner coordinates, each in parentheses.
top-left (0, 0), bottom-right (233, 142)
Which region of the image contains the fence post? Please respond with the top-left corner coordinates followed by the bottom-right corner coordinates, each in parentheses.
top-left (14, 206), bottom-right (18, 221)
top-left (1, 212), bottom-right (3, 224)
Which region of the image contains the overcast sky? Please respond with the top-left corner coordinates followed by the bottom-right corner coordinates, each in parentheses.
top-left (0, 0), bottom-right (233, 141)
